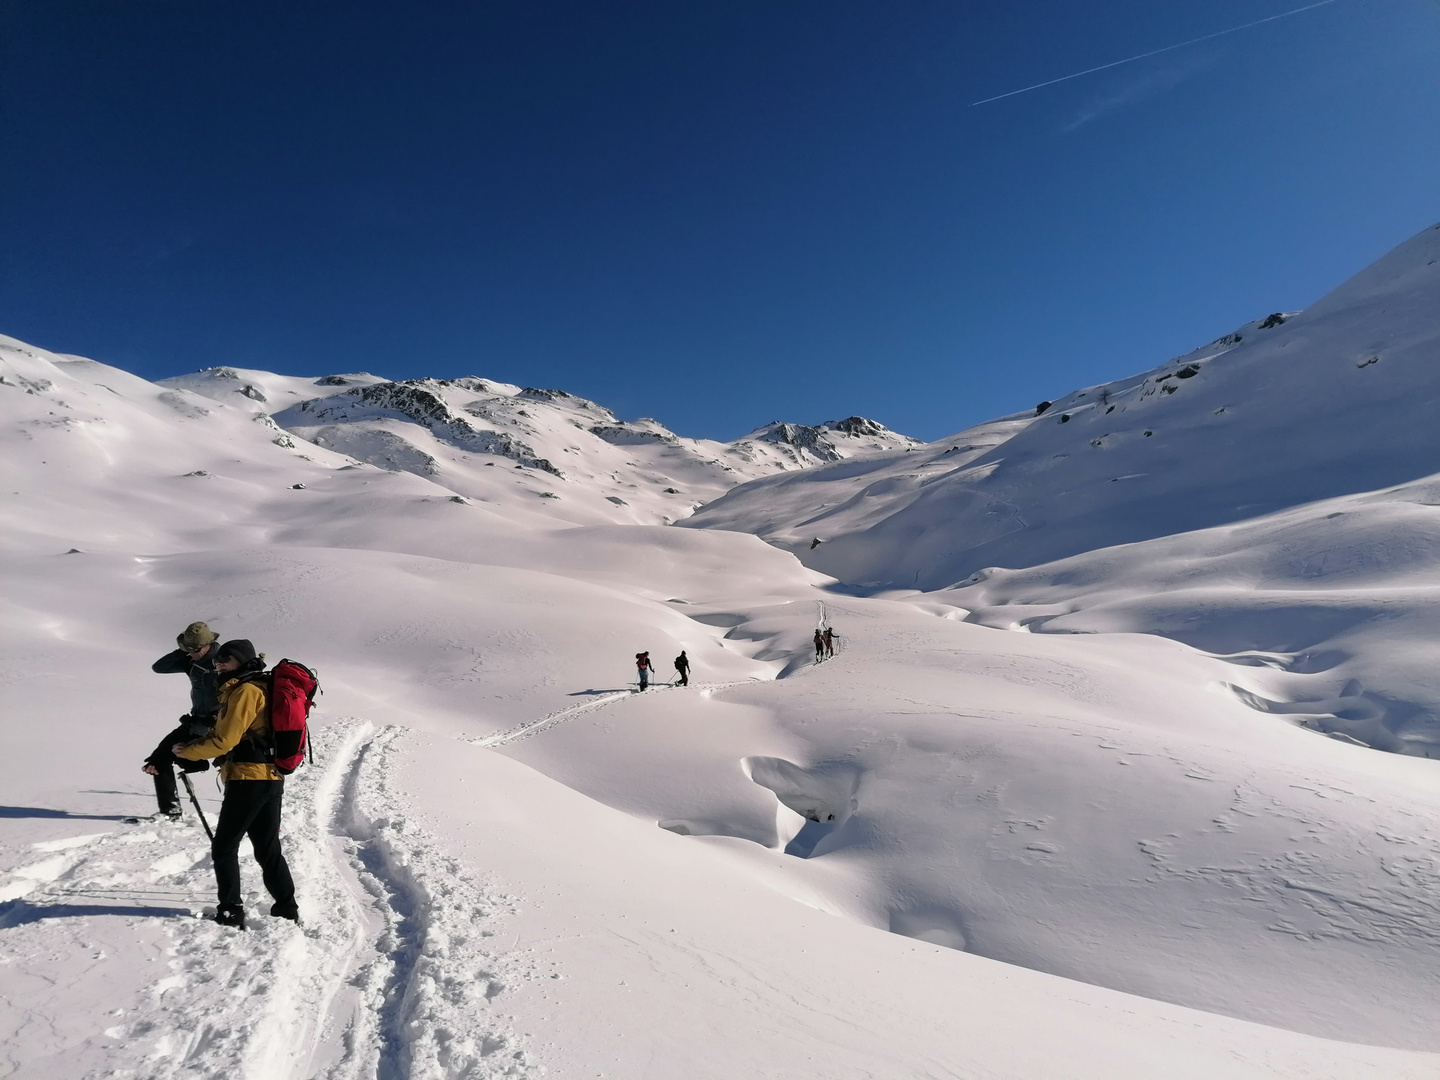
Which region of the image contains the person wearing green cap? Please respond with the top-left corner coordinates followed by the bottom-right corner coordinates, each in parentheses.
top-left (174, 638), bottom-right (298, 930)
top-left (141, 621), bottom-right (222, 821)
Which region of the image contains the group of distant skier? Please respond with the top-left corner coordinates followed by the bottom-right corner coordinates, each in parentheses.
top-left (634, 649), bottom-right (689, 690)
top-left (814, 626), bottom-right (836, 661)
top-left (144, 621), bottom-right (317, 930)
top-left (633, 626), bottom-right (837, 692)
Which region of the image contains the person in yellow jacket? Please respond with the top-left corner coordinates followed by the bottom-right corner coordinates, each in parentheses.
top-left (174, 638), bottom-right (297, 930)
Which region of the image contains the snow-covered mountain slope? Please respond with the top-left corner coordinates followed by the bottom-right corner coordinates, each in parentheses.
top-left (685, 222), bottom-right (1440, 590)
top-left (0, 337), bottom-right (378, 557)
top-left (161, 364), bottom-right (914, 528)
top-left (0, 336), bottom-right (900, 565)
top-left (5, 273), bottom-right (1440, 1080)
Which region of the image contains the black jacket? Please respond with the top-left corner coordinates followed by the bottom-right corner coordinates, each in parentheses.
top-left (152, 647), bottom-right (221, 719)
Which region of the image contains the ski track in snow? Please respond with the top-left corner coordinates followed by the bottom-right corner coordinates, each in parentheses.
top-left (467, 691), bottom-right (633, 749)
top-left (468, 674), bottom-right (782, 749)
top-left (0, 720), bottom-right (539, 1080)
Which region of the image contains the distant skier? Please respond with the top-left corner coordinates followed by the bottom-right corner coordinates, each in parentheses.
top-left (142, 621), bottom-right (221, 821)
top-left (814, 629), bottom-right (825, 663)
top-left (636, 651), bottom-right (655, 691)
top-left (823, 627), bottom-right (835, 658)
top-left (674, 650), bottom-right (690, 687)
top-left (173, 639), bottom-right (298, 930)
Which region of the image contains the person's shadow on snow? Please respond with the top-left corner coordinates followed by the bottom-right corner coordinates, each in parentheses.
top-left (567, 688), bottom-right (631, 696)
top-left (0, 901), bottom-right (195, 928)
top-left (0, 805), bottom-right (133, 821)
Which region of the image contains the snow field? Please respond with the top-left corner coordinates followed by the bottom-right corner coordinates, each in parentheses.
top-left (941, 473), bottom-right (1440, 757)
top-left (398, 721), bottom-right (1440, 1080)
top-left (493, 593), bottom-right (1440, 1050)
top-left (3, 531), bottom-right (1439, 1074)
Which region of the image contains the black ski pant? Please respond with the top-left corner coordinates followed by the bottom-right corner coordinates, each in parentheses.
top-left (144, 717), bottom-right (212, 814)
top-left (675, 669), bottom-right (688, 686)
top-left (212, 779), bottom-right (296, 913)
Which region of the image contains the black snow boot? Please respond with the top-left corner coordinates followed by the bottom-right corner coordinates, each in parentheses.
top-left (270, 901), bottom-right (299, 922)
top-left (214, 905), bottom-right (246, 930)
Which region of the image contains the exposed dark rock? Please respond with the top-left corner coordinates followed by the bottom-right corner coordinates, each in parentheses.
top-left (827, 416), bottom-right (890, 437)
top-left (742, 416), bottom-right (909, 462)
top-left (304, 380), bottom-right (565, 477)
top-left (589, 423), bottom-right (678, 446)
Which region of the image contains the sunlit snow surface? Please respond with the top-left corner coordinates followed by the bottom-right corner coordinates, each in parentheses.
top-left (3, 224), bottom-right (1440, 1078)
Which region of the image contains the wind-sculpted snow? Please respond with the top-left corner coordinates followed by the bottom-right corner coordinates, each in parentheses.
top-left (943, 472), bottom-right (1440, 759)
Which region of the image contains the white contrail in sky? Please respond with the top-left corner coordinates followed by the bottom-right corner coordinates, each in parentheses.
top-left (969, 0), bottom-right (1345, 106)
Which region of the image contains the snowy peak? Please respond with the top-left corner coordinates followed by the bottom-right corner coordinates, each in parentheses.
top-left (256, 373), bottom-right (920, 525)
top-left (270, 374), bottom-right (743, 522)
top-left (732, 415), bottom-right (919, 468)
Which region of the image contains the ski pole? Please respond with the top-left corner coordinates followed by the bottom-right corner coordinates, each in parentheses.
top-left (180, 773), bottom-right (215, 841)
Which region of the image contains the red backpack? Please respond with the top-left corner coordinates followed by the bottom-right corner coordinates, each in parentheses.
top-left (231, 659), bottom-right (320, 774)
top-left (268, 659), bottom-right (319, 774)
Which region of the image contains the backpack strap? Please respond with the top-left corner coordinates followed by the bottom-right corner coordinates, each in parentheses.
top-left (229, 670), bottom-right (277, 764)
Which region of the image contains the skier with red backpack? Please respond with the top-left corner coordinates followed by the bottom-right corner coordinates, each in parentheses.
top-left (636, 651), bottom-right (655, 691)
top-left (173, 639), bottom-right (318, 930)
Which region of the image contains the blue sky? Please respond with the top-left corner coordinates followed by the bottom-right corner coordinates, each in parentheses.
top-left (2, 0), bottom-right (1436, 441)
